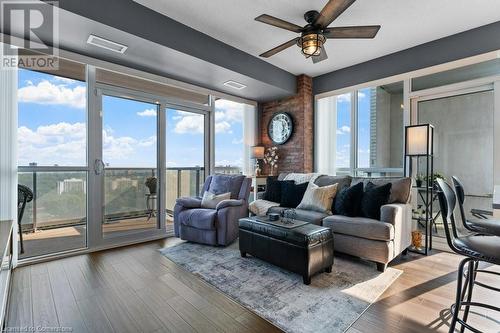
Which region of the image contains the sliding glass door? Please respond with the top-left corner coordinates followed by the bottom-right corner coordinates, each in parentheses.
top-left (87, 86), bottom-right (166, 247)
top-left (101, 95), bottom-right (160, 237)
top-left (165, 108), bottom-right (207, 231)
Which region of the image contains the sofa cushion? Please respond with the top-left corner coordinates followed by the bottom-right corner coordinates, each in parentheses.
top-left (360, 182), bottom-right (392, 220)
top-left (323, 215), bottom-right (394, 241)
top-left (334, 182), bottom-right (364, 217)
top-left (179, 208), bottom-right (217, 230)
top-left (297, 182), bottom-right (338, 213)
top-left (280, 181), bottom-right (308, 208)
top-left (314, 175), bottom-right (352, 190)
top-left (267, 207), bottom-right (328, 225)
top-left (209, 174), bottom-right (245, 199)
top-left (351, 177), bottom-right (411, 204)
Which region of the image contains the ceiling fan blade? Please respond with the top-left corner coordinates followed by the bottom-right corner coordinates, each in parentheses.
top-left (259, 37), bottom-right (300, 58)
top-left (312, 48), bottom-right (328, 64)
top-left (324, 25), bottom-right (381, 38)
top-left (314, 0), bottom-right (357, 28)
top-left (255, 14), bottom-right (303, 33)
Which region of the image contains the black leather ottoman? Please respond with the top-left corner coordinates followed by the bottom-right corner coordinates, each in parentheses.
top-left (239, 217), bottom-right (334, 285)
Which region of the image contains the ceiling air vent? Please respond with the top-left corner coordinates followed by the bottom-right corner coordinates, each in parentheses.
top-left (223, 80), bottom-right (246, 90)
top-left (87, 35), bottom-right (128, 54)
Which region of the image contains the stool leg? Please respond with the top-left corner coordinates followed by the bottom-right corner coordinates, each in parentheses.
top-left (449, 258), bottom-right (470, 333)
top-left (460, 260), bottom-right (476, 333)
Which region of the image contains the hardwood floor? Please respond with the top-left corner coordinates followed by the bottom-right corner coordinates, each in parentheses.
top-left (6, 238), bottom-right (500, 333)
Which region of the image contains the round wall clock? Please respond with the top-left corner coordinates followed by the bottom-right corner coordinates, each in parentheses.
top-left (268, 112), bottom-right (293, 145)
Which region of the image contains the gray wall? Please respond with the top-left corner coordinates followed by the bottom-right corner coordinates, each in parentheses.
top-left (314, 21), bottom-right (500, 94)
top-left (418, 90), bottom-right (494, 199)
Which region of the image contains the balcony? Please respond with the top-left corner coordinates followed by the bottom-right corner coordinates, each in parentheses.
top-left (17, 166), bottom-right (206, 259)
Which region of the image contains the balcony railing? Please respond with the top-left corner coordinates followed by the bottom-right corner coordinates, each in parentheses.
top-left (17, 166), bottom-right (206, 232)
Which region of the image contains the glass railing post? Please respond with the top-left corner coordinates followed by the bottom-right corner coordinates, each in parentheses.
top-left (177, 169), bottom-right (181, 199)
top-left (32, 171), bottom-right (37, 232)
top-left (196, 168), bottom-right (200, 197)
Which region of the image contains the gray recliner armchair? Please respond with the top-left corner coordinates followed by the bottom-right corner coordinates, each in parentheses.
top-left (174, 174), bottom-right (251, 246)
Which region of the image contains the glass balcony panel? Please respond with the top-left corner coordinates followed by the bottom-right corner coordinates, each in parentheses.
top-left (17, 171), bottom-right (87, 259)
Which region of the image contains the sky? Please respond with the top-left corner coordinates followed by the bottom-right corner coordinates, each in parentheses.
top-left (335, 90), bottom-right (371, 169)
top-left (17, 69), bottom-right (245, 169)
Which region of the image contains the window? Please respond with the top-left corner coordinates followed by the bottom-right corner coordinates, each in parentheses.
top-left (315, 93), bottom-right (351, 175)
top-left (315, 81), bottom-right (404, 177)
top-left (357, 84), bottom-right (404, 173)
top-left (17, 69), bottom-right (87, 166)
top-left (214, 99), bottom-right (256, 175)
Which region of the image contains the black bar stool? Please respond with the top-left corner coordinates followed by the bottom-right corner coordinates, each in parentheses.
top-left (17, 184), bottom-right (33, 254)
top-left (436, 179), bottom-right (500, 333)
top-left (452, 176), bottom-right (500, 237)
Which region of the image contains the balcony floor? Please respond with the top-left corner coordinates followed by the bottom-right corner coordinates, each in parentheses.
top-left (20, 216), bottom-right (174, 259)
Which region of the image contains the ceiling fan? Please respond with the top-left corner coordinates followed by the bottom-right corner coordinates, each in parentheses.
top-left (255, 0), bottom-right (380, 64)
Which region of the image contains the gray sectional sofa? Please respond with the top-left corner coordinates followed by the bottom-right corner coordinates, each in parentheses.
top-left (258, 173), bottom-right (412, 271)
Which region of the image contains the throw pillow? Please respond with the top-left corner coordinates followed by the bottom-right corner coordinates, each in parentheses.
top-left (334, 182), bottom-right (364, 217)
top-left (263, 177), bottom-right (293, 203)
top-left (360, 182), bottom-right (392, 220)
top-left (297, 182), bottom-right (338, 213)
top-left (201, 191), bottom-right (231, 209)
top-left (280, 181), bottom-right (308, 208)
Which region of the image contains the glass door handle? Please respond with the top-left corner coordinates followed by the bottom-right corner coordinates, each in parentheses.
top-left (94, 159), bottom-right (105, 175)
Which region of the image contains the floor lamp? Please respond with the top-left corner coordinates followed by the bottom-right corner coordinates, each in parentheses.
top-left (405, 124), bottom-right (434, 255)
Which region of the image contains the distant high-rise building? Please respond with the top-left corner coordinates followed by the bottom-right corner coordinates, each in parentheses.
top-left (57, 178), bottom-right (86, 194)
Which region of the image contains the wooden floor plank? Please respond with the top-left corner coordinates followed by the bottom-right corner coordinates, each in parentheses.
top-left (31, 273), bottom-right (59, 329)
top-left (76, 295), bottom-right (115, 333)
top-left (135, 286), bottom-right (195, 333)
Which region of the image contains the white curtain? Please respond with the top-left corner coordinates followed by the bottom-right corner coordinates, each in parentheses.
top-left (0, 45), bottom-right (18, 262)
top-left (243, 104), bottom-right (257, 176)
top-left (315, 96), bottom-right (337, 175)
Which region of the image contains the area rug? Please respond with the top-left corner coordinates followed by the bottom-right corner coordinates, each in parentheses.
top-left (160, 241), bottom-right (402, 333)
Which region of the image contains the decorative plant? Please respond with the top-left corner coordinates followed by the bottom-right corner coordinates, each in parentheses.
top-left (425, 172), bottom-right (445, 184)
top-left (415, 174), bottom-right (424, 187)
top-left (145, 176), bottom-right (157, 194)
top-left (263, 147), bottom-right (279, 175)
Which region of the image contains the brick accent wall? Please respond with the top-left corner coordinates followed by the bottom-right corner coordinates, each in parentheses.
top-left (260, 75), bottom-right (313, 174)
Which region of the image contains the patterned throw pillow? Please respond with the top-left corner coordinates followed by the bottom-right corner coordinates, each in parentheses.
top-left (201, 191), bottom-right (231, 209)
top-left (297, 182), bottom-right (338, 213)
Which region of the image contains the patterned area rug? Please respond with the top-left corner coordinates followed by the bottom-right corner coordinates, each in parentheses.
top-left (160, 241), bottom-right (402, 333)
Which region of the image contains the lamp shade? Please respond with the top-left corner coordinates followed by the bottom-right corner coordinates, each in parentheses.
top-left (251, 146), bottom-right (265, 159)
top-left (405, 124), bottom-right (434, 156)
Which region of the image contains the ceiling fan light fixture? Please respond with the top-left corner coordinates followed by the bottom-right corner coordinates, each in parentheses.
top-left (299, 32), bottom-right (325, 57)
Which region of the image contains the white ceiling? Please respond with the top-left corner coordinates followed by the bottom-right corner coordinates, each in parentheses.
top-left (134, 0), bottom-right (500, 76)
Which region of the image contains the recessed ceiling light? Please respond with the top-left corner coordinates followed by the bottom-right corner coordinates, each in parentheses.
top-left (87, 35), bottom-right (128, 54)
top-left (223, 80), bottom-right (246, 90)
